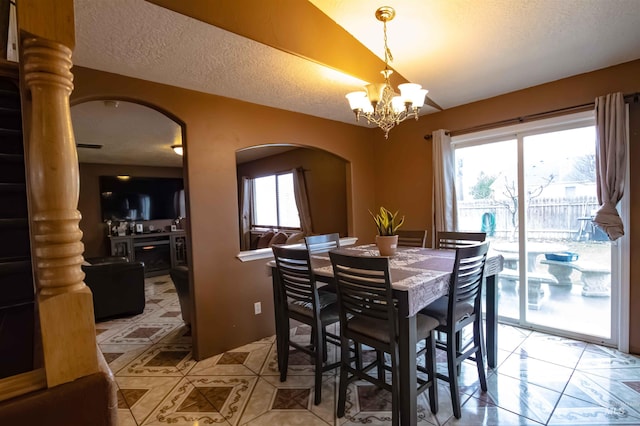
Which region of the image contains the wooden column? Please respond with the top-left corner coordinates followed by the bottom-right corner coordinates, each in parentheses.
top-left (19, 0), bottom-right (98, 387)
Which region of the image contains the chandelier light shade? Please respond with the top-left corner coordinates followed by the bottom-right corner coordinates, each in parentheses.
top-left (345, 6), bottom-right (428, 139)
top-left (171, 144), bottom-right (183, 156)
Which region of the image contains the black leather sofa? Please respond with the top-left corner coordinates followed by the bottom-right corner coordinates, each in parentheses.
top-left (82, 257), bottom-right (145, 322)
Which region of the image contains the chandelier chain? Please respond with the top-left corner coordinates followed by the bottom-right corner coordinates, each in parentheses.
top-left (383, 20), bottom-right (393, 66)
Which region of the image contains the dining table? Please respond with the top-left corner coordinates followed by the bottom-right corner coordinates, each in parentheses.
top-left (268, 244), bottom-right (504, 426)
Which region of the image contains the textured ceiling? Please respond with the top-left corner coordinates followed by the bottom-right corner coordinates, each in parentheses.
top-left (71, 0), bottom-right (640, 166)
top-left (72, 100), bottom-right (182, 167)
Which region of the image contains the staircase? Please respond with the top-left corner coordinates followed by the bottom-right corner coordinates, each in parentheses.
top-left (0, 76), bottom-right (35, 379)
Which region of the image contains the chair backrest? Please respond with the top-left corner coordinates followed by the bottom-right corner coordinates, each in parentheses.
top-left (272, 245), bottom-right (320, 314)
top-left (436, 231), bottom-right (486, 250)
top-left (396, 229), bottom-right (428, 247)
top-left (305, 233), bottom-right (341, 254)
top-left (448, 242), bottom-right (489, 316)
top-left (329, 252), bottom-right (396, 337)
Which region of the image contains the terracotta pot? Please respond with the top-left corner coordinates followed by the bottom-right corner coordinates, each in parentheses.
top-left (375, 235), bottom-right (398, 256)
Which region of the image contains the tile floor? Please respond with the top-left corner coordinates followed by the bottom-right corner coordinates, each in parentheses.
top-left (97, 275), bottom-right (640, 425)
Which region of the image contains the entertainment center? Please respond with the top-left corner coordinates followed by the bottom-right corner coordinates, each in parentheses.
top-left (109, 230), bottom-right (187, 277)
top-left (99, 174), bottom-right (187, 277)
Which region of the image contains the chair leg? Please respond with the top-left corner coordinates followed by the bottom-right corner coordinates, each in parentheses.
top-left (390, 348), bottom-right (400, 426)
top-left (355, 342), bottom-right (362, 370)
top-left (314, 325), bottom-right (324, 405)
top-left (455, 330), bottom-right (463, 376)
top-left (447, 337), bottom-right (462, 419)
top-left (322, 328), bottom-right (328, 362)
top-left (280, 325), bottom-right (290, 382)
top-left (473, 318), bottom-right (488, 391)
top-left (426, 333), bottom-right (438, 414)
top-left (376, 349), bottom-right (384, 381)
top-left (337, 336), bottom-right (350, 417)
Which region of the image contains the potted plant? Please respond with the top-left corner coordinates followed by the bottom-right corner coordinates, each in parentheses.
top-left (370, 207), bottom-right (405, 256)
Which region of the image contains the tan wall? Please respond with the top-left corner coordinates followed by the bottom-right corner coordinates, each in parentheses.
top-left (236, 147), bottom-right (348, 239)
top-left (78, 163), bottom-right (184, 258)
top-left (71, 66), bottom-right (377, 359)
top-left (72, 59), bottom-right (640, 359)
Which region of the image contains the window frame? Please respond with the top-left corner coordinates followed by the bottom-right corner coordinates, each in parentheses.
top-left (250, 171), bottom-right (300, 230)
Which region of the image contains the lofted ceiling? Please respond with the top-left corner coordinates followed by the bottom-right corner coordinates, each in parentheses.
top-left (71, 0), bottom-right (640, 167)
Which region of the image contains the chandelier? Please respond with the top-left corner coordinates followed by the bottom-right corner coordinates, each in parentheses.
top-left (345, 6), bottom-right (428, 139)
top-left (171, 144), bottom-right (183, 156)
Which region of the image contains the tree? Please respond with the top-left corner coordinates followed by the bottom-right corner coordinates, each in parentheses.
top-left (470, 172), bottom-right (497, 199)
top-left (566, 154), bottom-right (596, 182)
top-left (496, 173), bottom-right (555, 240)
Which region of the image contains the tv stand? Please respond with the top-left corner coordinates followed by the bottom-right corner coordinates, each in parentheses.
top-left (109, 231), bottom-right (187, 277)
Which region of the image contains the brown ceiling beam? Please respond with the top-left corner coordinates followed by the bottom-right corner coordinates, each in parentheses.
top-left (145, 0), bottom-right (409, 87)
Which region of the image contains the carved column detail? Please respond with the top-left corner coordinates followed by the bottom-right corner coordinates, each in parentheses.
top-left (23, 37), bottom-right (98, 387)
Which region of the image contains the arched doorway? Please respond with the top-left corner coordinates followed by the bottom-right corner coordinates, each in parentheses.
top-left (236, 144), bottom-right (349, 251)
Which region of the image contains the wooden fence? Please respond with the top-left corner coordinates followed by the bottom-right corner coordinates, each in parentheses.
top-left (457, 196), bottom-right (599, 240)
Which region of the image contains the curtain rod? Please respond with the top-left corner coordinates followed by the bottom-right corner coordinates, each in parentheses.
top-left (424, 91), bottom-right (639, 140)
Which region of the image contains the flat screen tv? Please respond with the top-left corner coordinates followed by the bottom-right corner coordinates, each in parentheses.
top-left (100, 176), bottom-right (185, 221)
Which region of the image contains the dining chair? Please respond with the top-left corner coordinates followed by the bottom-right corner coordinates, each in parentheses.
top-left (419, 242), bottom-right (489, 419)
top-left (436, 231), bottom-right (486, 249)
top-left (434, 231), bottom-right (488, 359)
top-left (304, 233), bottom-right (341, 254)
top-left (329, 251), bottom-right (439, 425)
top-left (271, 245), bottom-right (341, 405)
top-left (396, 229), bottom-right (428, 247)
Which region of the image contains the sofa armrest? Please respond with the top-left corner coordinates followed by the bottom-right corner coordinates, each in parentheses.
top-left (83, 261), bottom-right (146, 321)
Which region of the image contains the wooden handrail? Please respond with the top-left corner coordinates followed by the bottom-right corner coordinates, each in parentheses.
top-left (0, 368), bottom-right (46, 403)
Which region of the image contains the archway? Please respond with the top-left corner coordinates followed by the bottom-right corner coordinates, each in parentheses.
top-left (236, 144), bottom-right (349, 251)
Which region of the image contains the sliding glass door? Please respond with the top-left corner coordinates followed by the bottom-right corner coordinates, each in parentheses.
top-left (453, 112), bottom-right (617, 345)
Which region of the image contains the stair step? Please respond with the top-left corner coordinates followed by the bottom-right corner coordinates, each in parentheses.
top-left (0, 218), bottom-right (28, 227)
top-left (0, 182), bottom-right (25, 192)
top-left (0, 152), bottom-right (23, 162)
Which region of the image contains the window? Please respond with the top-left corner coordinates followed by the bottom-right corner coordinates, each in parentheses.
top-left (252, 172), bottom-right (300, 228)
top-left (452, 111), bottom-right (618, 345)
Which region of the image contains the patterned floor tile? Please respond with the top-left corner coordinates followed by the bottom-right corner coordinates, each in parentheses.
top-left (443, 394), bottom-right (542, 425)
top-left (139, 304), bottom-right (186, 324)
top-left (435, 358), bottom-right (486, 398)
top-left (118, 342), bottom-right (196, 377)
top-left (158, 324), bottom-right (192, 344)
top-left (189, 341), bottom-right (271, 376)
top-left (99, 343), bottom-right (149, 375)
top-left (100, 321), bottom-right (180, 345)
top-left (515, 332), bottom-right (586, 369)
top-left (116, 408), bottom-right (138, 426)
top-left (103, 273), bottom-right (640, 426)
top-left (96, 321), bottom-right (133, 344)
top-left (480, 371), bottom-right (562, 424)
top-left (239, 376), bottom-right (335, 425)
top-left (576, 345), bottom-right (640, 370)
top-left (240, 411), bottom-right (332, 426)
top-left (115, 376), bottom-right (182, 425)
top-left (142, 375), bottom-right (256, 425)
top-left (497, 352), bottom-right (575, 392)
top-left (495, 323), bottom-right (532, 352)
top-left (548, 393), bottom-right (640, 425)
top-left (336, 379), bottom-right (439, 426)
top-left (563, 370), bottom-right (640, 418)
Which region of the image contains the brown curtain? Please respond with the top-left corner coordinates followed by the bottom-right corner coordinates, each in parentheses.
top-left (593, 92), bottom-right (627, 241)
top-left (292, 168), bottom-right (313, 235)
